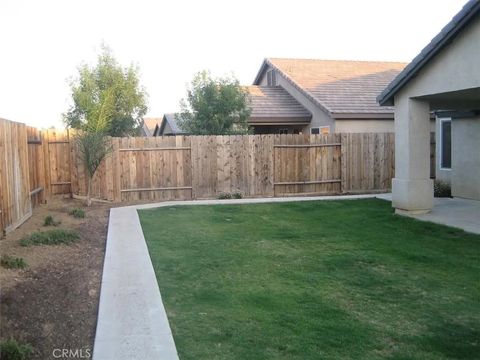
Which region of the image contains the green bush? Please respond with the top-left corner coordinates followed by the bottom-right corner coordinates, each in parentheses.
top-left (43, 215), bottom-right (61, 227)
top-left (232, 192), bottom-right (243, 199)
top-left (218, 192), bottom-right (243, 199)
top-left (0, 255), bottom-right (27, 269)
top-left (20, 229), bottom-right (79, 247)
top-left (69, 208), bottom-right (85, 218)
top-left (0, 339), bottom-right (33, 360)
top-left (434, 180), bottom-right (451, 198)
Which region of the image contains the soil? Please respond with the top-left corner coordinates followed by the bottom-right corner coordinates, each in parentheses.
top-left (0, 196), bottom-right (111, 359)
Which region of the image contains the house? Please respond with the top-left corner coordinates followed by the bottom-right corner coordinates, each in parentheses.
top-left (246, 85), bottom-right (312, 134)
top-left (378, 0), bottom-right (480, 212)
top-left (251, 58), bottom-right (407, 134)
top-left (153, 113), bottom-right (187, 136)
top-left (141, 118), bottom-right (161, 136)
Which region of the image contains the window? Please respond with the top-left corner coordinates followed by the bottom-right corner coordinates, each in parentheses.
top-left (310, 126), bottom-right (330, 135)
top-left (267, 70), bottom-right (277, 86)
top-left (278, 128), bottom-right (288, 134)
top-left (440, 119), bottom-right (451, 169)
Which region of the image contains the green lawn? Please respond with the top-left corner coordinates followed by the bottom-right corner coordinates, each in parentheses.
top-left (139, 199), bottom-right (480, 360)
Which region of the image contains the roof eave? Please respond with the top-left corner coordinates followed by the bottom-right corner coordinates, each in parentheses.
top-left (253, 59), bottom-right (270, 85)
top-left (378, 0), bottom-right (480, 106)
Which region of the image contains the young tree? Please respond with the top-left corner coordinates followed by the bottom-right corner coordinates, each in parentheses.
top-left (64, 45), bottom-right (148, 136)
top-left (179, 71), bottom-right (251, 135)
top-left (73, 90), bottom-right (114, 206)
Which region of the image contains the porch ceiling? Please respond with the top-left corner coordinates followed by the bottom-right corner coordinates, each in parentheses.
top-left (417, 87), bottom-right (480, 111)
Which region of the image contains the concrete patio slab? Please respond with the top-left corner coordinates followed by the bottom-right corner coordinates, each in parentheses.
top-left (93, 193), bottom-right (389, 359)
top-left (398, 197), bottom-right (480, 235)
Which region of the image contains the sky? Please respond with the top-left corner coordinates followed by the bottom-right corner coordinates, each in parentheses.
top-left (0, 0), bottom-right (468, 128)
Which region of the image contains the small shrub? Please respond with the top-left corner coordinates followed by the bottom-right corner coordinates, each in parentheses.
top-left (43, 215), bottom-right (61, 227)
top-left (1, 255), bottom-right (27, 269)
top-left (232, 192), bottom-right (243, 199)
top-left (69, 208), bottom-right (85, 218)
top-left (20, 229), bottom-right (79, 247)
top-left (434, 180), bottom-right (451, 198)
top-left (0, 339), bottom-right (33, 360)
top-left (217, 192), bottom-right (232, 199)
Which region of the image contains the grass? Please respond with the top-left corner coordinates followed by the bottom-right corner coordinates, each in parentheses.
top-left (139, 199), bottom-right (480, 360)
top-left (69, 208), bottom-right (85, 218)
top-left (20, 229), bottom-right (79, 247)
top-left (0, 339), bottom-right (33, 360)
top-left (0, 255), bottom-right (27, 269)
top-left (43, 215), bottom-right (61, 226)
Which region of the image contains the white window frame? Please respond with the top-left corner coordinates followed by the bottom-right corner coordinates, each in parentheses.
top-left (439, 118), bottom-right (452, 170)
top-left (310, 126), bottom-right (330, 135)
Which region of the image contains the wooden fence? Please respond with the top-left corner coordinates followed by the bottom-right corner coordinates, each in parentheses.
top-left (0, 119), bottom-right (32, 234)
top-left (71, 133), bottom-right (395, 202)
top-left (1, 118), bottom-right (398, 235)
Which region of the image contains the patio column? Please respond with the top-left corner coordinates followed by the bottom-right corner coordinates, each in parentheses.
top-left (392, 97), bottom-right (433, 213)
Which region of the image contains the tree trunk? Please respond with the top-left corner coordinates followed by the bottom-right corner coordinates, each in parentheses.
top-left (87, 176), bottom-right (92, 207)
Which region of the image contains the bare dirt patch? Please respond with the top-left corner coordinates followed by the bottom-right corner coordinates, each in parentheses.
top-left (0, 196), bottom-right (110, 359)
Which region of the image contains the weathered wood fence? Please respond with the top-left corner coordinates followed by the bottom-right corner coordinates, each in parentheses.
top-left (73, 133), bottom-right (395, 202)
top-left (1, 117), bottom-right (397, 235)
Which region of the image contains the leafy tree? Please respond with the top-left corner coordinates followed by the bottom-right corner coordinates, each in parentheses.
top-left (179, 71), bottom-right (251, 135)
top-left (64, 45), bottom-right (148, 136)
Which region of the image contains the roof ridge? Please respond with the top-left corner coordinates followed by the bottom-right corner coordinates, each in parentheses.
top-left (267, 57), bottom-right (408, 65)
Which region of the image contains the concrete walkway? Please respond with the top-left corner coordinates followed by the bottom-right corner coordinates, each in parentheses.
top-left (399, 197), bottom-right (480, 235)
top-left (92, 193), bottom-right (386, 359)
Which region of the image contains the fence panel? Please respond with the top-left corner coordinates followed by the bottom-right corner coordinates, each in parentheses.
top-left (341, 133), bottom-right (395, 193)
top-left (27, 126), bottom-right (46, 206)
top-left (273, 134), bottom-right (342, 196)
top-left (44, 129), bottom-right (71, 195)
top-left (0, 119), bottom-right (32, 234)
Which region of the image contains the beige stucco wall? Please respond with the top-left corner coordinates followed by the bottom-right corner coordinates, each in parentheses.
top-left (395, 18), bottom-right (480, 100)
top-left (391, 17), bottom-right (480, 210)
top-left (336, 120), bottom-right (393, 132)
top-left (451, 116), bottom-right (480, 200)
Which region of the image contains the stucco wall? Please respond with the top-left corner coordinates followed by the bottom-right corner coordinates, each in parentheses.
top-left (336, 120), bottom-right (394, 133)
top-left (395, 18), bottom-right (480, 100)
top-left (451, 116), bottom-right (480, 200)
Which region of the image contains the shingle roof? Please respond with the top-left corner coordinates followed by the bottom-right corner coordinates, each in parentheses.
top-left (247, 86), bottom-right (311, 121)
top-left (378, 0), bottom-right (480, 106)
top-left (254, 58), bottom-right (406, 117)
top-left (142, 117), bottom-right (161, 136)
top-left (163, 113), bottom-right (186, 134)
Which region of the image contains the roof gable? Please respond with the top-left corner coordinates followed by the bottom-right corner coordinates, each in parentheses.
top-left (254, 58), bottom-right (405, 116)
top-left (378, 0), bottom-right (480, 106)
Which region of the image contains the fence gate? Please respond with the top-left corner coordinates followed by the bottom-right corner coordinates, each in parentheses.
top-left (273, 134), bottom-right (342, 197)
top-left (45, 129), bottom-right (72, 195)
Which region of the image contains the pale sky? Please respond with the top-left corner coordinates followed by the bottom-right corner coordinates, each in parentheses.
top-left (0, 0), bottom-right (467, 128)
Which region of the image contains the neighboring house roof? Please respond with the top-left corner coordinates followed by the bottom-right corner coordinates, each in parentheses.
top-left (254, 58), bottom-right (406, 118)
top-left (378, 0), bottom-right (480, 106)
top-left (156, 113), bottom-right (187, 135)
top-left (142, 118), bottom-right (161, 136)
top-left (247, 86), bottom-right (311, 123)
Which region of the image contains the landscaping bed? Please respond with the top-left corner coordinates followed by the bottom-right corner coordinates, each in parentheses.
top-left (139, 199), bottom-right (480, 360)
top-left (0, 197), bottom-right (110, 359)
